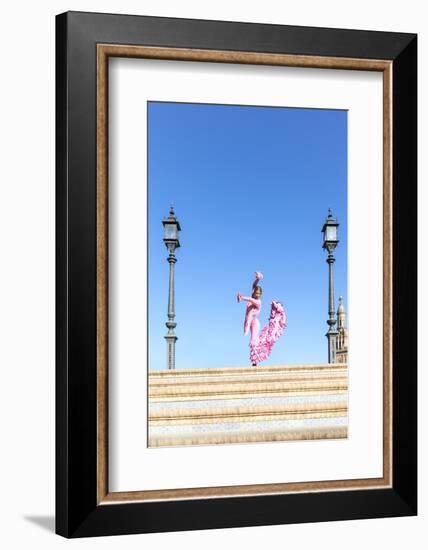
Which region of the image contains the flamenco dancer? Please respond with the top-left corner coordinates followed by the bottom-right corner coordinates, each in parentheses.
top-left (237, 272), bottom-right (287, 366)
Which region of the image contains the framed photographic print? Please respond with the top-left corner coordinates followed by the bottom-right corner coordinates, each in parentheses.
top-left (56, 11), bottom-right (417, 538)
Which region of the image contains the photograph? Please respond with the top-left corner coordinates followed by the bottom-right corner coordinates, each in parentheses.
top-left (147, 101), bottom-right (349, 447)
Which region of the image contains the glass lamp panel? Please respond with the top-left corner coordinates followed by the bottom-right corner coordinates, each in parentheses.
top-left (164, 223), bottom-right (178, 240)
top-left (326, 224), bottom-right (337, 242)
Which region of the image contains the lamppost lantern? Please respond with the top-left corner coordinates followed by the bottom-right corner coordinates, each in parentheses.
top-left (162, 205), bottom-right (181, 253)
top-left (321, 208), bottom-right (339, 253)
top-left (321, 208), bottom-right (340, 364)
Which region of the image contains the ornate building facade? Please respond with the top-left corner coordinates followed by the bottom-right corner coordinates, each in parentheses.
top-left (336, 295), bottom-right (348, 364)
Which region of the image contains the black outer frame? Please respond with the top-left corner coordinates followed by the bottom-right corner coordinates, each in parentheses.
top-left (56, 11), bottom-right (417, 538)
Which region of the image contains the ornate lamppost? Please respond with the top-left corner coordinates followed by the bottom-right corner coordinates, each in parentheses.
top-left (321, 209), bottom-right (339, 364)
top-left (162, 206), bottom-right (181, 370)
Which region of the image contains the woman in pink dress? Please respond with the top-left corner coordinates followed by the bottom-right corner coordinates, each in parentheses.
top-left (237, 272), bottom-right (286, 366)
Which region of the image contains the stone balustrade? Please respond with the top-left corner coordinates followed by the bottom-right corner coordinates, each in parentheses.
top-left (148, 364), bottom-right (348, 447)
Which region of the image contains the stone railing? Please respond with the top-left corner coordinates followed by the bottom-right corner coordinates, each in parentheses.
top-left (148, 364), bottom-right (348, 447)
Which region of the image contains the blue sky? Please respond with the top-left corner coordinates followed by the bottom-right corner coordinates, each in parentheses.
top-left (148, 102), bottom-right (347, 370)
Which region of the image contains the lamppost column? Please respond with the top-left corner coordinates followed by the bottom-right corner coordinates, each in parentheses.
top-left (167, 253), bottom-right (176, 323)
top-left (326, 254), bottom-right (338, 364)
top-left (165, 252), bottom-right (177, 370)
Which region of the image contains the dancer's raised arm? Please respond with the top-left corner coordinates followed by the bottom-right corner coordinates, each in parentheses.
top-left (252, 271), bottom-right (263, 290)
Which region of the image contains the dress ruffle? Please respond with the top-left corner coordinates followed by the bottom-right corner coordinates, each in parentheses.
top-left (250, 301), bottom-right (287, 365)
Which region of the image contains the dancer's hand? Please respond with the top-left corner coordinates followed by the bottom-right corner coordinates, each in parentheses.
top-left (236, 292), bottom-right (242, 303)
top-left (255, 271), bottom-right (263, 280)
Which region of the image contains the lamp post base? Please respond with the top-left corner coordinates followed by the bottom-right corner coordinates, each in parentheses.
top-left (165, 334), bottom-right (178, 370)
top-left (326, 330), bottom-right (338, 364)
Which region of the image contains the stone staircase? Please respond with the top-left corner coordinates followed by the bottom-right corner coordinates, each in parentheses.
top-left (148, 364), bottom-right (348, 447)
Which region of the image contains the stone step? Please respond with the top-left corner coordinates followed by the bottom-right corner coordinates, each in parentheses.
top-left (149, 425), bottom-right (348, 447)
top-left (149, 400), bottom-right (347, 425)
top-left (149, 372), bottom-right (347, 388)
top-left (149, 363), bottom-right (347, 378)
top-left (149, 379), bottom-right (348, 401)
top-left (149, 393), bottom-right (346, 410)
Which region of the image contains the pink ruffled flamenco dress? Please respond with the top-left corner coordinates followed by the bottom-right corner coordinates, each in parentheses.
top-left (237, 272), bottom-right (287, 366)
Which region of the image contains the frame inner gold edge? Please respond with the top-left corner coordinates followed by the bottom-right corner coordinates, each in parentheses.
top-left (96, 44), bottom-right (393, 504)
